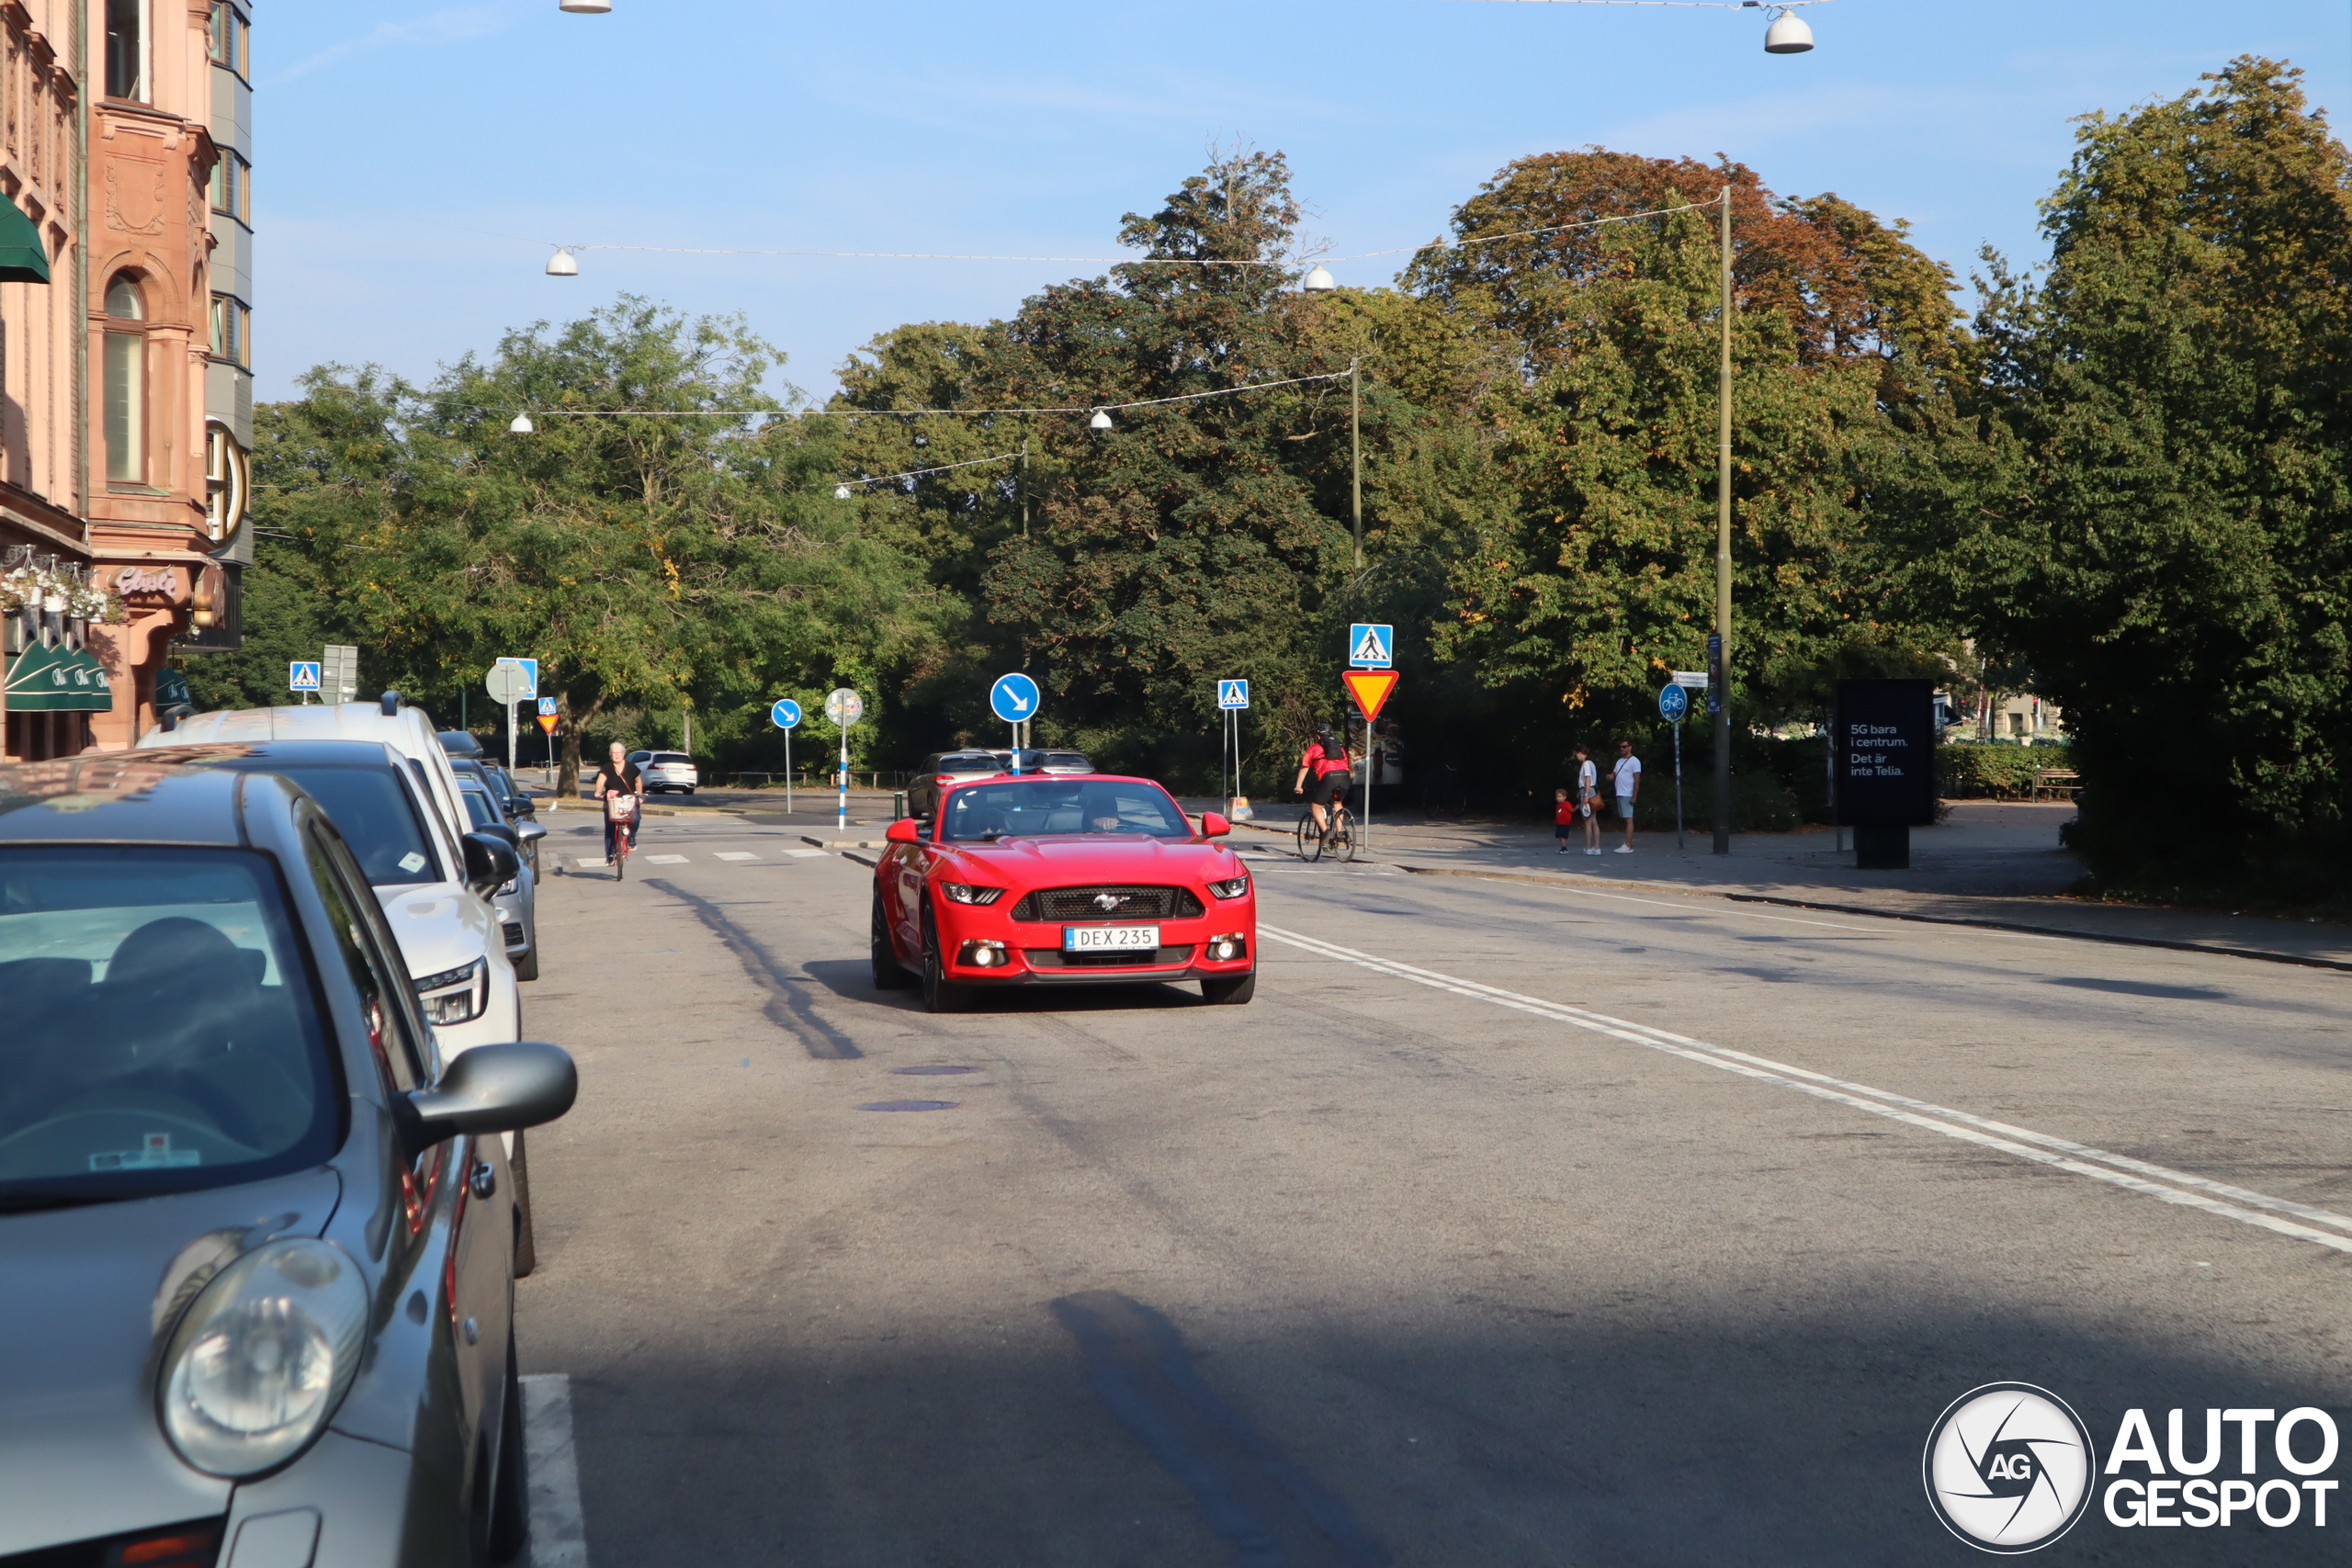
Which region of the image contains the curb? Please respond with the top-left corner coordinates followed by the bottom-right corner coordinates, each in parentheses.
top-left (1392, 863), bottom-right (2352, 974)
top-left (842, 850), bottom-right (879, 868)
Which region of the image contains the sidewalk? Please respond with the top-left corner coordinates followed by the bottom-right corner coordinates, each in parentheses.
top-left (1192, 797), bottom-right (2352, 971)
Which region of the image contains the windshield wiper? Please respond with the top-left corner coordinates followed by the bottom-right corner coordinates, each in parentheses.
top-left (0, 1190), bottom-right (116, 1214)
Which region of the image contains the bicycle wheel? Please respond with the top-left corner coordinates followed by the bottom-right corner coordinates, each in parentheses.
top-left (1296, 813), bottom-right (1317, 862)
top-left (1306, 815), bottom-right (1329, 863)
top-left (1335, 816), bottom-right (1360, 863)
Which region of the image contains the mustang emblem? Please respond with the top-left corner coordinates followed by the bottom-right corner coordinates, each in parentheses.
top-left (1092, 893), bottom-right (1129, 911)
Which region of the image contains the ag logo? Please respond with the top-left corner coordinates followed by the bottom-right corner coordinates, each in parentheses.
top-left (1923, 1383), bottom-right (2096, 1553)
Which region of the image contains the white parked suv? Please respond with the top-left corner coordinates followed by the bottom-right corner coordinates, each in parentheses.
top-left (629, 750), bottom-right (700, 794)
top-left (139, 696), bottom-right (524, 1058)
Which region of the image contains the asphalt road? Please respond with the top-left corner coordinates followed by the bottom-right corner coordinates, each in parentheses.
top-left (512, 810), bottom-right (2350, 1567)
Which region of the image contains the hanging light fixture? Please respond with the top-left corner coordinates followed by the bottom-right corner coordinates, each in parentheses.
top-left (558, 0), bottom-right (612, 12)
top-left (833, 485), bottom-right (853, 500)
top-left (1089, 410), bottom-right (1113, 431)
top-left (509, 413), bottom-right (535, 434)
top-left (546, 249), bottom-right (580, 277)
top-left (1301, 265), bottom-right (1338, 292)
top-left (1762, 6), bottom-right (1814, 51)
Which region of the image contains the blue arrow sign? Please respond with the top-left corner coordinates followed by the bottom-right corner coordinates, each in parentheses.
top-left (1217, 679), bottom-right (1250, 710)
top-left (990, 672), bottom-right (1041, 724)
top-left (1658, 683), bottom-right (1689, 722)
top-left (770, 698), bottom-right (802, 730)
top-left (1347, 623), bottom-right (1394, 669)
top-left (288, 661), bottom-right (321, 692)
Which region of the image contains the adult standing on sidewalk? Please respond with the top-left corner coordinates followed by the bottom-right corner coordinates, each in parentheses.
top-left (1575, 744), bottom-right (1602, 855)
top-left (1612, 739), bottom-right (1642, 853)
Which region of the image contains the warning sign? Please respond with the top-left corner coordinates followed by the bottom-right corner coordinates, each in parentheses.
top-left (1342, 669), bottom-right (1398, 722)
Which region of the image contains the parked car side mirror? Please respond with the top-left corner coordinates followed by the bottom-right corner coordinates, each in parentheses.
top-left (460, 831), bottom-right (520, 897)
top-left (1200, 812), bottom-right (1231, 837)
top-left (516, 821), bottom-right (548, 843)
top-left (402, 1041), bottom-right (577, 1153)
top-left (885, 818), bottom-right (922, 844)
top-left (508, 795), bottom-right (537, 817)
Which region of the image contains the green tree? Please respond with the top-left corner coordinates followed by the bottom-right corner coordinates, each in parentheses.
top-left (1954, 59), bottom-right (2352, 897)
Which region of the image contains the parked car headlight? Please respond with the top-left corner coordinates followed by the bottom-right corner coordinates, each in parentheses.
top-left (1206, 873), bottom-right (1251, 900)
top-left (158, 1239), bottom-right (368, 1477)
top-left (415, 957), bottom-right (489, 1025)
top-left (941, 882), bottom-right (1004, 906)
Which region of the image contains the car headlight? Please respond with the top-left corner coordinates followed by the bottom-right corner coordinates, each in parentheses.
top-left (415, 957), bottom-right (489, 1025)
top-left (941, 883), bottom-right (1004, 906)
top-left (1206, 873), bottom-right (1251, 900)
top-left (158, 1239), bottom-right (368, 1477)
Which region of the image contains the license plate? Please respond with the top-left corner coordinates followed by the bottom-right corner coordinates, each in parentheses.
top-left (1064, 924), bottom-right (1159, 952)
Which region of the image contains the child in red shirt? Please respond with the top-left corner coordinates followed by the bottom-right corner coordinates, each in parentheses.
top-left (1555, 787), bottom-right (1576, 852)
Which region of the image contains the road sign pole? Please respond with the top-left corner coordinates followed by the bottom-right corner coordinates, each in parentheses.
top-left (786, 729), bottom-right (794, 814)
top-left (1670, 718), bottom-right (1680, 850)
top-left (506, 701), bottom-right (516, 779)
top-left (838, 726), bottom-right (847, 829)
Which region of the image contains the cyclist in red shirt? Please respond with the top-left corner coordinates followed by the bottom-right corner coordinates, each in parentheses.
top-left (1292, 723), bottom-right (1354, 836)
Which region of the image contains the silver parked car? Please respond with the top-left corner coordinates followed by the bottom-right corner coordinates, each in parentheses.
top-left (457, 777), bottom-right (545, 981)
top-left (0, 755), bottom-right (576, 1566)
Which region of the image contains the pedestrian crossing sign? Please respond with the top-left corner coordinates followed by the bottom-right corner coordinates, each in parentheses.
top-left (1217, 679), bottom-right (1250, 710)
top-left (537, 696), bottom-right (558, 716)
top-left (1347, 623), bottom-right (1393, 669)
top-left (288, 661), bottom-right (322, 693)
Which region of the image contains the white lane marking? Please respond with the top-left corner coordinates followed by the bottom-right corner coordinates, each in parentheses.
top-left (643, 854), bottom-right (688, 864)
top-left (571, 857), bottom-right (607, 869)
top-left (782, 849), bottom-right (826, 859)
top-left (521, 1373), bottom-right (588, 1567)
top-left (713, 852), bottom-right (759, 862)
top-left (1258, 922), bottom-right (2352, 1256)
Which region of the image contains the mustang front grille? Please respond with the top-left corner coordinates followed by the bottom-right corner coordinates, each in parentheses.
top-left (1012, 885), bottom-right (1204, 921)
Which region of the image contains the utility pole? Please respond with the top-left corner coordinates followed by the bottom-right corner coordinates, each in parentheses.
top-left (1019, 437), bottom-right (1029, 538)
top-left (1713, 186), bottom-right (1735, 856)
top-left (1350, 359), bottom-right (1363, 570)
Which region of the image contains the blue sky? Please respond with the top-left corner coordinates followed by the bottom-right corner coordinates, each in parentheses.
top-left (259, 1), bottom-right (2350, 402)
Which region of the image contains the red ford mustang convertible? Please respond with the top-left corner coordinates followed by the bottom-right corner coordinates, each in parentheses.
top-left (871, 765), bottom-right (1256, 1011)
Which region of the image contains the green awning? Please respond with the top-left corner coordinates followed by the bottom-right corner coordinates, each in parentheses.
top-left (0, 194), bottom-right (50, 285)
top-left (6, 644), bottom-right (110, 712)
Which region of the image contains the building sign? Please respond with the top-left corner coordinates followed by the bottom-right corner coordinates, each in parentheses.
top-left (1834, 679), bottom-right (1937, 827)
top-left (112, 564), bottom-right (187, 604)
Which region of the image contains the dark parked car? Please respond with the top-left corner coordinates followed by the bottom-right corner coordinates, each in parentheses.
top-left (453, 756), bottom-right (536, 821)
top-left (0, 754), bottom-right (576, 1566)
top-left (906, 750), bottom-right (1008, 820)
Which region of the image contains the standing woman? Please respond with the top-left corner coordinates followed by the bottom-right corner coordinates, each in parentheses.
top-left (592, 741), bottom-right (645, 866)
top-left (1575, 744), bottom-right (1602, 855)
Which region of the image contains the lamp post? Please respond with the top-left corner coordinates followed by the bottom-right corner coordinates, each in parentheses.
top-left (1713, 184), bottom-right (1735, 856)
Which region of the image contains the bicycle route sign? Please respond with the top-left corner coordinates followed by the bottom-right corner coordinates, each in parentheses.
top-left (1659, 683), bottom-right (1689, 722)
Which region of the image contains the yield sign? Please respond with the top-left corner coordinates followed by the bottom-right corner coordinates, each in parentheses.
top-left (1342, 669), bottom-right (1398, 722)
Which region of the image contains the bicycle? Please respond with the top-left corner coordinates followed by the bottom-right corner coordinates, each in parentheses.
top-left (1295, 799), bottom-right (1359, 863)
top-left (605, 793), bottom-right (639, 880)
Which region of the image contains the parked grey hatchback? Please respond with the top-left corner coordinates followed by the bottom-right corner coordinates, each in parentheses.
top-left (0, 755), bottom-right (577, 1567)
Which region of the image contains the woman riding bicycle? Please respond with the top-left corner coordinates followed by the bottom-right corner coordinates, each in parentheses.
top-left (592, 741), bottom-right (645, 869)
top-left (1292, 723), bottom-right (1354, 836)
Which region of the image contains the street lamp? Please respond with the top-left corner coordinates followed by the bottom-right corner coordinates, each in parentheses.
top-left (1301, 264), bottom-right (1338, 292)
top-left (1089, 409), bottom-right (1113, 431)
top-left (558, 0), bottom-right (612, 12)
top-left (509, 413), bottom-right (535, 434)
top-left (546, 249), bottom-right (579, 276)
top-left (833, 485), bottom-right (853, 500)
top-left (1761, 6), bottom-right (1814, 51)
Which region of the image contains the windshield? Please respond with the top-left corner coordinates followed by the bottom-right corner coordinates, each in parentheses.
top-left (940, 779), bottom-right (1193, 841)
top-left (0, 848), bottom-right (341, 1208)
top-left (231, 765), bottom-right (441, 886)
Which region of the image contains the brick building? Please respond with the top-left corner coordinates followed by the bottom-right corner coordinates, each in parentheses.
top-left (0, 0), bottom-right (251, 761)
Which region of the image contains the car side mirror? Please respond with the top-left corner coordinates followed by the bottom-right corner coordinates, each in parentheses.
top-left (885, 818), bottom-right (922, 844)
top-left (508, 795), bottom-right (537, 817)
top-left (401, 1041), bottom-right (577, 1154)
top-left (1200, 811), bottom-right (1231, 838)
top-left (516, 821), bottom-right (548, 844)
top-left (460, 831), bottom-right (519, 897)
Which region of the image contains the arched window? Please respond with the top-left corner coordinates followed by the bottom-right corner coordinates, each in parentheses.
top-left (103, 272), bottom-right (146, 483)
